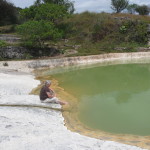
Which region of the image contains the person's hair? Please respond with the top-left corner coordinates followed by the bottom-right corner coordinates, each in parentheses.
top-left (45, 80), bottom-right (51, 85)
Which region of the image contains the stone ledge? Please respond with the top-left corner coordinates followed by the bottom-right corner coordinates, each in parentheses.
top-left (1, 52), bottom-right (150, 73)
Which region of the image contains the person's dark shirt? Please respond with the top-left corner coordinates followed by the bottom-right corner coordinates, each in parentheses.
top-left (40, 85), bottom-right (50, 101)
top-left (40, 85), bottom-right (55, 101)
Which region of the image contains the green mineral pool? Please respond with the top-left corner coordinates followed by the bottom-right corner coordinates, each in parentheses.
top-left (50, 63), bottom-right (150, 136)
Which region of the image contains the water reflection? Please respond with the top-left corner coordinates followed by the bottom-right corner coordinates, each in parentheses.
top-left (116, 92), bottom-right (131, 104)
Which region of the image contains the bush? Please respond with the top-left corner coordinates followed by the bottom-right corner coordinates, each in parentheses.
top-left (20, 3), bottom-right (69, 24)
top-left (34, 0), bottom-right (75, 14)
top-left (0, 40), bottom-right (8, 47)
top-left (135, 5), bottom-right (150, 15)
top-left (17, 20), bottom-right (63, 48)
top-left (119, 20), bottom-right (148, 44)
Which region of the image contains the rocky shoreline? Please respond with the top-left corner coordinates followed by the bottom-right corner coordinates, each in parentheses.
top-left (1, 52), bottom-right (150, 73)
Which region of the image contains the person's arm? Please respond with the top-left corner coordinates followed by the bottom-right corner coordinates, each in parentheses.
top-left (46, 92), bottom-right (54, 98)
top-left (50, 88), bottom-right (56, 97)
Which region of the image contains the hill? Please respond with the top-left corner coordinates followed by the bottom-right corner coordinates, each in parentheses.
top-left (1, 12), bottom-right (150, 59)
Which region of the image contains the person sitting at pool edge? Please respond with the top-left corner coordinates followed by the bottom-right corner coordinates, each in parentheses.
top-left (40, 80), bottom-right (68, 105)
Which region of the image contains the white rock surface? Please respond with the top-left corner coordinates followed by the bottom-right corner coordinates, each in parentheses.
top-left (0, 73), bottom-right (146, 150)
top-left (1, 52), bottom-right (150, 73)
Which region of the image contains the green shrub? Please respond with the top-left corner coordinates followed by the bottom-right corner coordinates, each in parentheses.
top-left (34, 0), bottom-right (75, 14)
top-left (119, 25), bottom-right (127, 33)
top-left (119, 20), bottom-right (148, 44)
top-left (20, 3), bottom-right (69, 23)
top-left (135, 5), bottom-right (150, 15)
top-left (0, 40), bottom-right (8, 47)
top-left (130, 21), bottom-right (148, 44)
top-left (17, 20), bottom-right (63, 48)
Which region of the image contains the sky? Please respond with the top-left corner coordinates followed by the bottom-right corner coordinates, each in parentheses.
top-left (10, 0), bottom-right (150, 13)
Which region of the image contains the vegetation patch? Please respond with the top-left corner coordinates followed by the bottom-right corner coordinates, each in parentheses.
top-left (0, 40), bottom-right (8, 47)
top-left (62, 12), bottom-right (150, 56)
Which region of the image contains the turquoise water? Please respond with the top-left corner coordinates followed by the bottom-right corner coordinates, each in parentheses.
top-left (51, 64), bottom-right (150, 136)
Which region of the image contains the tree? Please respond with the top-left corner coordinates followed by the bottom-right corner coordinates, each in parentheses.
top-left (20, 3), bottom-right (69, 24)
top-left (135, 5), bottom-right (150, 15)
top-left (0, 0), bottom-right (18, 25)
top-left (34, 4), bottom-right (69, 23)
top-left (127, 4), bottom-right (138, 14)
top-left (19, 6), bottom-right (37, 22)
top-left (17, 20), bottom-right (63, 48)
top-left (111, 0), bottom-right (129, 13)
top-left (34, 0), bottom-right (74, 14)
top-left (18, 0), bottom-right (73, 54)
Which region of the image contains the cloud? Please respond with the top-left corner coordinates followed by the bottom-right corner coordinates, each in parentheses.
top-left (74, 0), bottom-right (111, 13)
top-left (9, 0), bottom-right (150, 13)
top-left (130, 0), bottom-right (150, 5)
top-left (10, 0), bottom-right (35, 8)
top-left (74, 0), bottom-right (150, 13)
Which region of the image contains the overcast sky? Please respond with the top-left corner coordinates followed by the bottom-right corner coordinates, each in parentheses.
top-left (10, 0), bottom-right (150, 13)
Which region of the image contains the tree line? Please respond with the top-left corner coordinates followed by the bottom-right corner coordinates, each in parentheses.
top-left (0, 0), bottom-right (150, 26)
top-left (111, 0), bottom-right (150, 15)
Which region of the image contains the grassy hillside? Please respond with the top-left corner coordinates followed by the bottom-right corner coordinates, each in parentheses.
top-left (59, 12), bottom-right (150, 56)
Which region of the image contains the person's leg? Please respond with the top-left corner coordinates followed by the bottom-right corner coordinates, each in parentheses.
top-left (51, 97), bottom-right (68, 105)
top-left (42, 97), bottom-right (68, 105)
top-left (57, 100), bottom-right (68, 105)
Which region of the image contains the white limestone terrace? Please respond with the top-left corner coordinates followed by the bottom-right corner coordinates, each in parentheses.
top-left (0, 69), bottom-right (147, 149)
top-left (1, 52), bottom-right (150, 73)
